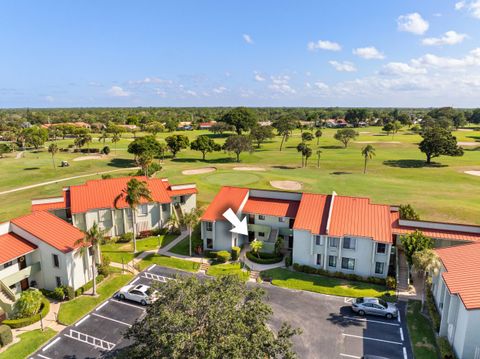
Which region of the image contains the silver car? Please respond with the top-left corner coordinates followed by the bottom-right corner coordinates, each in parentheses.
top-left (117, 284), bottom-right (158, 306)
top-left (351, 297), bottom-right (398, 319)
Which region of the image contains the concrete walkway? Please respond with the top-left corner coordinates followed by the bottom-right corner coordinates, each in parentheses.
top-left (240, 245), bottom-right (285, 272)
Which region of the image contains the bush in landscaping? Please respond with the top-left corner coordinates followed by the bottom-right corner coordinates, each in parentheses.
top-left (0, 325), bottom-right (12, 347)
top-left (117, 232), bottom-right (133, 243)
top-left (3, 298), bottom-right (50, 329)
top-left (97, 255), bottom-right (111, 277)
top-left (205, 250), bottom-right (219, 259)
top-left (426, 287), bottom-right (441, 333)
top-left (51, 287), bottom-right (65, 301)
top-left (231, 246), bottom-right (241, 261)
top-left (438, 337), bottom-right (455, 359)
top-left (216, 251), bottom-right (231, 263)
top-left (102, 146), bottom-right (110, 155)
top-left (63, 286), bottom-right (75, 301)
top-left (386, 276), bottom-right (396, 290)
top-left (74, 275), bottom-right (106, 297)
top-left (246, 251), bottom-right (283, 265)
top-left (12, 289), bottom-right (43, 319)
top-left (284, 254), bottom-right (292, 267)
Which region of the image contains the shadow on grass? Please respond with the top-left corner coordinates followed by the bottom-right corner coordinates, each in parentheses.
top-left (203, 133), bottom-right (232, 139)
top-left (464, 146), bottom-right (480, 151)
top-left (466, 135), bottom-right (480, 141)
top-left (383, 160), bottom-right (447, 168)
top-left (107, 158), bottom-right (136, 168)
top-left (331, 171), bottom-right (352, 175)
top-left (272, 165), bottom-right (296, 170)
top-left (320, 145), bottom-right (344, 149)
top-left (171, 157), bottom-right (235, 164)
top-left (24, 167), bottom-right (40, 170)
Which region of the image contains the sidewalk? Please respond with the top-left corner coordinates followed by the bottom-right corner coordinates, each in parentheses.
top-left (240, 245), bottom-right (285, 272)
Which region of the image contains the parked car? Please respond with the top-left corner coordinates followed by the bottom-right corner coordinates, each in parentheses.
top-left (117, 284), bottom-right (158, 305)
top-left (351, 297), bottom-right (398, 319)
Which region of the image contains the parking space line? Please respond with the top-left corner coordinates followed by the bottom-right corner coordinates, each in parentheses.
top-left (403, 346), bottom-right (408, 359)
top-left (37, 354), bottom-right (53, 359)
top-left (400, 327), bottom-right (404, 341)
top-left (147, 264), bottom-right (156, 271)
top-left (96, 300), bottom-right (109, 311)
top-left (342, 333), bottom-right (403, 345)
top-left (64, 329), bottom-right (115, 351)
top-left (340, 354), bottom-right (361, 358)
top-left (92, 312), bottom-right (132, 327)
top-left (130, 277), bottom-right (140, 285)
top-left (344, 297), bottom-right (353, 303)
top-left (142, 272), bottom-right (171, 282)
top-left (343, 316), bottom-right (400, 326)
top-left (75, 314), bottom-right (90, 327)
top-left (111, 299), bottom-right (146, 311)
top-left (42, 336), bottom-right (61, 351)
top-left (398, 313), bottom-right (401, 323)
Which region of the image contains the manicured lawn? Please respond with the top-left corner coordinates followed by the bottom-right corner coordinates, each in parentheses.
top-left (138, 254), bottom-right (200, 272)
top-left (262, 268), bottom-right (395, 299)
top-left (101, 234), bottom-right (177, 263)
top-left (0, 328), bottom-right (56, 359)
top-left (57, 273), bottom-right (133, 325)
top-left (169, 227), bottom-right (202, 256)
top-left (406, 300), bottom-right (439, 359)
top-left (206, 263), bottom-right (250, 282)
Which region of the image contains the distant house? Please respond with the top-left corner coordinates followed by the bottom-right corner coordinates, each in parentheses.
top-left (178, 121), bottom-right (193, 130)
top-left (117, 124), bottom-right (137, 131)
top-left (41, 122), bottom-right (91, 129)
top-left (325, 119), bottom-right (348, 128)
top-left (258, 121), bottom-right (272, 127)
top-left (199, 121), bottom-right (216, 129)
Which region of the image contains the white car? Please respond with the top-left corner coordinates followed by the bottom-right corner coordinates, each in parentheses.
top-left (117, 284), bottom-right (157, 305)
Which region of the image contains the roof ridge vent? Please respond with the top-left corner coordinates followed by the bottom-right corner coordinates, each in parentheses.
top-left (325, 191), bottom-right (337, 234)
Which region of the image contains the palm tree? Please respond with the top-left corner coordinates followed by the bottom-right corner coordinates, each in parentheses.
top-left (315, 129), bottom-right (322, 145)
top-left (75, 222), bottom-right (108, 296)
top-left (137, 152), bottom-right (154, 177)
top-left (179, 208), bottom-right (202, 257)
top-left (296, 142), bottom-right (306, 168)
top-left (112, 133), bottom-right (121, 154)
top-left (48, 143), bottom-right (58, 170)
top-left (99, 131), bottom-right (109, 144)
top-left (303, 146), bottom-right (312, 167)
top-left (250, 239), bottom-right (263, 259)
top-left (165, 210), bottom-right (180, 233)
top-left (412, 249), bottom-right (441, 312)
top-left (316, 149), bottom-right (322, 168)
top-left (114, 178), bottom-right (153, 253)
top-left (361, 144), bottom-right (376, 174)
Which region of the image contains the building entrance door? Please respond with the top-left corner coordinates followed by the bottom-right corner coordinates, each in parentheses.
top-left (18, 256), bottom-right (29, 291)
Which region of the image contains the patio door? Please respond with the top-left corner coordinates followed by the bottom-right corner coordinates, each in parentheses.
top-left (18, 256), bottom-right (29, 291)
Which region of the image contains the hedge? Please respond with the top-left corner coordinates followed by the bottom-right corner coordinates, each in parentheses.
top-left (246, 251), bottom-right (283, 264)
top-left (0, 325), bottom-right (12, 347)
top-left (426, 286), bottom-right (441, 333)
top-left (292, 263), bottom-right (387, 286)
top-left (3, 298), bottom-right (50, 329)
top-left (231, 246), bottom-right (241, 261)
top-left (216, 251), bottom-right (231, 263)
top-left (74, 275), bottom-right (105, 297)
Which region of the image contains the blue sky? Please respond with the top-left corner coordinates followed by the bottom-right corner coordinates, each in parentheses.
top-left (1, 0), bottom-right (480, 108)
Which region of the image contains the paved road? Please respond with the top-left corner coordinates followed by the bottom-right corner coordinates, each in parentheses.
top-left (32, 266), bottom-right (413, 359)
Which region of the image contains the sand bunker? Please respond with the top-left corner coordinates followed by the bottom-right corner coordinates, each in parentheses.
top-left (359, 131), bottom-right (371, 134)
top-left (182, 167), bottom-right (216, 175)
top-left (270, 180), bottom-right (302, 190)
top-left (465, 171), bottom-right (480, 177)
top-left (354, 141), bottom-right (400, 144)
top-left (233, 166), bottom-right (266, 171)
top-left (73, 155), bottom-right (103, 161)
top-left (458, 142), bottom-right (479, 147)
top-left (458, 129), bottom-right (474, 131)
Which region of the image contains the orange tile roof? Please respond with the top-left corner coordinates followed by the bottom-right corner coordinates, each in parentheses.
top-left (243, 197), bottom-right (300, 218)
top-left (31, 193), bottom-right (68, 212)
top-left (167, 187), bottom-right (198, 197)
top-left (329, 196), bottom-right (392, 243)
top-left (391, 212), bottom-right (480, 242)
top-left (436, 243), bottom-right (480, 310)
top-left (293, 193), bottom-right (330, 234)
top-left (69, 176), bottom-right (172, 214)
top-left (11, 211), bottom-right (85, 253)
top-left (0, 233), bottom-right (37, 265)
top-left (201, 186), bottom-right (249, 221)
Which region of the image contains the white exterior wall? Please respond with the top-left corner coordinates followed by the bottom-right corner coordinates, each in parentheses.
top-left (202, 220), bottom-right (234, 251)
top-left (65, 249), bottom-right (94, 290)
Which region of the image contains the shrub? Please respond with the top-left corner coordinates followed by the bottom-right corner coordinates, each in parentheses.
top-left (74, 275), bottom-right (106, 297)
top-left (102, 146), bottom-right (110, 155)
top-left (231, 246), bottom-right (241, 261)
top-left (63, 286), bottom-right (75, 300)
top-left (117, 232), bottom-right (133, 243)
top-left (98, 255), bottom-right (111, 277)
top-left (246, 251), bottom-right (283, 264)
top-left (101, 174), bottom-right (112, 179)
top-left (0, 325), bottom-right (12, 347)
top-left (216, 251), bottom-right (231, 263)
top-left (3, 298), bottom-right (50, 329)
top-left (51, 287), bottom-right (66, 301)
top-left (205, 250), bottom-right (219, 259)
top-left (386, 276), bottom-right (396, 289)
top-left (438, 337), bottom-right (455, 359)
top-left (12, 289), bottom-right (43, 319)
top-left (285, 255), bottom-right (292, 267)
top-left (426, 287), bottom-right (441, 332)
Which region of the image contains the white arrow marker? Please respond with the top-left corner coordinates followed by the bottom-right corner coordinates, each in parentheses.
top-left (222, 208), bottom-right (248, 235)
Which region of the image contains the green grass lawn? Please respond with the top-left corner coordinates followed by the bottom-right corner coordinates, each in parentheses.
top-left (138, 254), bottom-right (200, 272)
top-left (206, 263), bottom-right (250, 282)
top-left (169, 227), bottom-right (202, 256)
top-left (406, 300), bottom-right (440, 359)
top-left (262, 268), bottom-right (395, 299)
top-left (57, 273), bottom-right (133, 325)
top-left (101, 234), bottom-right (177, 263)
top-left (0, 328), bottom-right (57, 359)
top-left (2, 127), bottom-right (480, 223)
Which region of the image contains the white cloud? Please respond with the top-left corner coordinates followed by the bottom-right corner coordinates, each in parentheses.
top-left (411, 48), bottom-right (480, 69)
top-left (307, 40), bottom-right (341, 51)
top-left (353, 46), bottom-right (385, 59)
top-left (254, 71), bottom-right (266, 82)
top-left (129, 77), bottom-right (172, 85)
top-left (44, 96), bottom-right (54, 102)
top-left (454, 0), bottom-right (480, 18)
top-left (422, 31), bottom-right (467, 46)
top-left (268, 75), bottom-right (296, 94)
top-left (243, 34), bottom-right (254, 44)
top-left (314, 82), bottom-right (329, 90)
top-left (381, 62), bottom-right (427, 75)
top-left (107, 86), bottom-right (130, 97)
top-left (154, 88), bottom-right (167, 97)
top-left (212, 86), bottom-right (227, 94)
top-left (185, 90), bottom-right (197, 96)
top-left (397, 13), bottom-right (429, 35)
top-left (329, 60), bottom-right (357, 72)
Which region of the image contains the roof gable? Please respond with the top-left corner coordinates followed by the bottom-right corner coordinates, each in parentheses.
top-left (0, 233), bottom-right (37, 265)
top-left (201, 187), bottom-right (249, 221)
top-left (243, 197), bottom-right (300, 218)
top-left (293, 193), bottom-right (330, 234)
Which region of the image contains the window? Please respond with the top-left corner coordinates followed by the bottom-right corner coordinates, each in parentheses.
top-left (376, 243), bottom-right (386, 254)
top-left (161, 204), bottom-right (168, 212)
top-left (55, 276), bottom-right (62, 287)
top-left (341, 257), bottom-right (355, 271)
top-left (180, 196), bottom-right (186, 204)
top-left (3, 261), bottom-right (13, 269)
top-left (343, 237), bottom-right (356, 250)
top-left (206, 238), bottom-right (213, 249)
top-left (328, 255), bottom-right (337, 268)
top-left (375, 262), bottom-right (385, 274)
top-left (139, 204), bottom-right (148, 216)
top-left (316, 254), bottom-right (322, 266)
top-left (315, 236), bottom-right (324, 246)
top-left (259, 215), bottom-right (265, 220)
top-left (258, 232), bottom-right (265, 238)
top-left (88, 247), bottom-right (94, 256)
top-left (206, 222), bottom-right (213, 231)
top-left (278, 217), bottom-right (286, 223)
top-left (52, 254), bottom-right (60, 268)
top-left (328, 237), bottom-right (339, 248)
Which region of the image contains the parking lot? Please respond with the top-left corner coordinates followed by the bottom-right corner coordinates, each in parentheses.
top-left (32, 266), bottom-right (412, 359)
